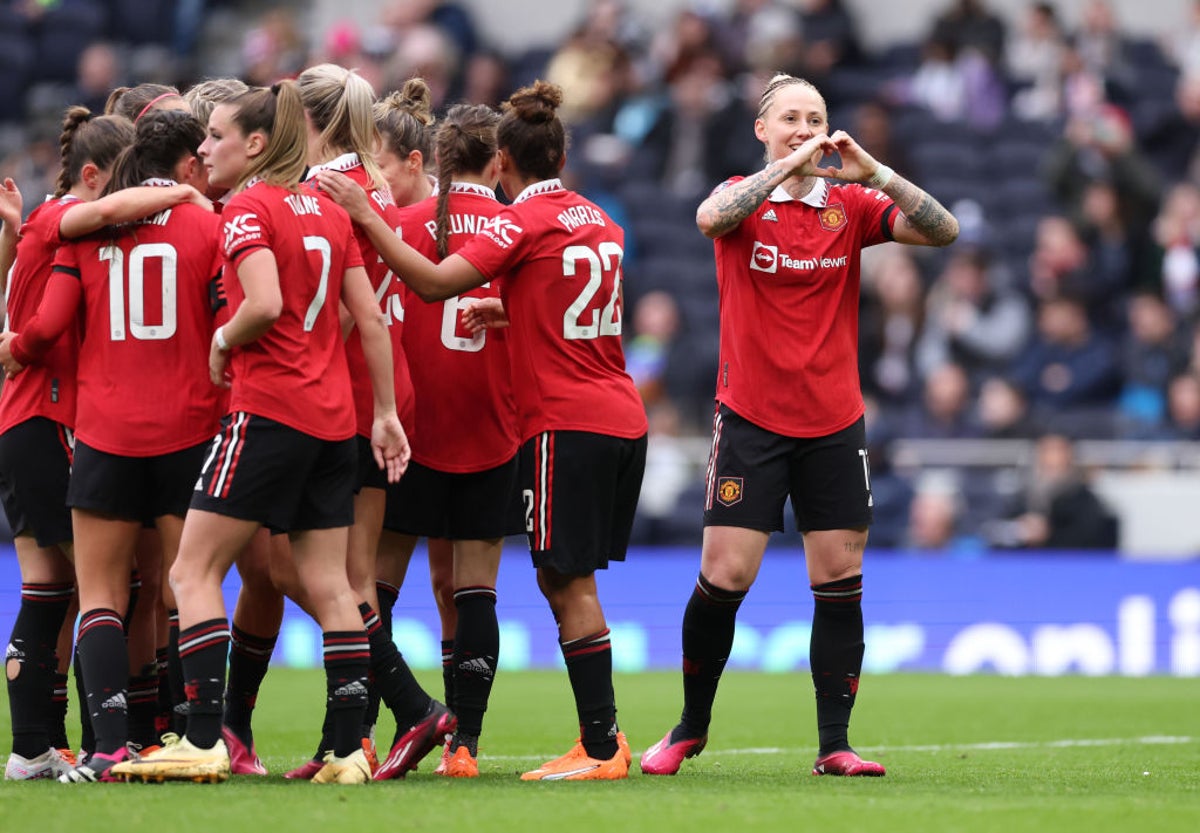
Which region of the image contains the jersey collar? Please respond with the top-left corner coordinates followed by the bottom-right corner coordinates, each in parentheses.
top-left (304, 152), bottom-right (362, 180)
top-left (512, 178), bottom-right (564, 204)
top-left (767, 177), bottom-right (829, 207)
top-left (448, 181), bottom-right (498, 200)
top-left (141, 178), bottom-right (178, 187)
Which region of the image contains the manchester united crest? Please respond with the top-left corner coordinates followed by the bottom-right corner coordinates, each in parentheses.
top-left (819, 202), bottom-right (847, 232)
top-left (716, 477), bottom-right (743, 507)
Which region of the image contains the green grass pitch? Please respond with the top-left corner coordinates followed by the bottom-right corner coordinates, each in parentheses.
top-left (2, 670), bottom-right (1198, 832)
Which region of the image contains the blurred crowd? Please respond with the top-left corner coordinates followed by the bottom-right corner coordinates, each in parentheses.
top-left (6, 0), bottom-right (1200, 553)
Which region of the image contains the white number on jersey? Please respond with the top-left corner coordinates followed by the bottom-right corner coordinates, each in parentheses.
top-left (302, 235), bottom-right (332, 332)
top-left (439, 284), bottom-right (492, 353)
top-left (99, 242), bottom-right (178, 341)
top-left (562, 242), bottom-right (623, 340)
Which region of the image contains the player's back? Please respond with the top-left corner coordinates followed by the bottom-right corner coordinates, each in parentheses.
top-left (61, 202), bottom-right (223, 455)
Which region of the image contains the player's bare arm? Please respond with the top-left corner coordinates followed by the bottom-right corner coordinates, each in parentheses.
top-left (697, 134), bottom-right (834, 239)
top-left (826, 130), bottom-right (958, 248)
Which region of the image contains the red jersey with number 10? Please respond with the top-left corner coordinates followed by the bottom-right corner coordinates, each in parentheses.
top-left (0, 197), bottom-right (80, 434)
top-left (222, 181), bottom-right (363, 441)
top-left (713, 177), bottom-right (896, 438)
top-left (46, 202), bottom-right (224, 455)
top-left (456, 179), bottom-right (646, 442)
top-left (396, 183), bottom-right (518, 472)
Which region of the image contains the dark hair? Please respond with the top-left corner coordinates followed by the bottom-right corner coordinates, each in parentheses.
top-left (224, 81), bottom-right (308, 191)
top-left (54, 106), bottom-right (135, 198)
top-left (434, 103), bottom-right (499, 258)
top-left (105, 83), bottom-right (183, 122)
top-left (497, 80), bottom-right (567, 182)
top-left (375, 77), bottom-right (435, 163)
top-left (105, 110), bottom-right (206, 194)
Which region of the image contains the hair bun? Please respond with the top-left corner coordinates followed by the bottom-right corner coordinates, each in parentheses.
top-left (507, 80), bottom-right (562, 123)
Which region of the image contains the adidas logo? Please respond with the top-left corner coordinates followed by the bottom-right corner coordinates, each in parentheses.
top-left (333, 681), bottom-right (369, 698)
top-left (5, 642), bottom-right (23, 661)
top-left (457, 658), bottom-right (494, 677)
top-left (173, 702), bottom-right (190, 715)
top-left (762, 208), bottom-right (778, 222)
top-left (100, 692), bottom-right (127, 712)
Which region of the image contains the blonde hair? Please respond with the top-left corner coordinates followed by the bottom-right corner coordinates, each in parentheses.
top-left (756, 73), bottom-right (825, 120)
top-left (226, 81), bottom-right (308, 192)
top-left (184, 77), bottom-right (250, 126)
top-left (297, 63), bottom-right (386, 191)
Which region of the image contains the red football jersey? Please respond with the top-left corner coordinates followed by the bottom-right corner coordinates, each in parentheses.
top-left (36, 202), bottom-right (224, 455)
top-left (396, 183), bottom-right (519, 472)
top-left (456, 179), bottom-right (647, 442)
top-left (713, 177), bottom-right (896, 437)
top-left (0, 197), bottom-right (80, 434)
top-left (221, 180), bottom-right (363, 441)
top-left (305, 154), bottom-right (415, 437)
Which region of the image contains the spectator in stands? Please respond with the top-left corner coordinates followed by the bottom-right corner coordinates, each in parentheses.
top-left (987, 433), bottom-right (1119, 549)
top-left (796, 0), bottom-right (863, 80)
top-left (931, 0), bottom-right (1006, 66)
top-left (1042, 100), bottom-right (1162, 239)
top-left (1074, 0), bottom-right (1136, 102)
top-left (1147, 182), bottom-right (1200, 317)
top-left (1158, 371), bottom-right (1200, 439)
top-left (1118, 290), bottom-right (1182, 433)
top-left (631, 402), bottom-right (697, 546)
top-left (915, 246), bottom-right (1030, 383)
top-left (896, 362), bottom-right (977, 439)
top-left (1027, 214), bottom-right (1128, 327)
top-left (545, 1), bottom-right (637, 126)
top-left (1006, 2), bottom-right (1067, 121)
top-left (461, 49), bottom-right (511, 108)
top-left (859, 245), bottom-right (925, 408)
top-left (905, 470), bottom-right (982, 553)
top-left (846, 100), bottom-right (914, 181)
top-left (1141, 73), bottom-right (1200, 184)
top-left (73, 43), bottom-right (121, 116)
top-left (240, 7), bottom-right (307, 86)
top-left (626, 290), bottom-right (682, 408)
top-left (1010, 293), bottom-right (1122, 418)
top-left (973, 375), bottom-right (1037, 438)
top-left (628, 53), bottom-right (743, 198)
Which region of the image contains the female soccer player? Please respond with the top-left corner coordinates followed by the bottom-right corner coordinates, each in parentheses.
top-left (386, 102), bottom-right (521, 777)
top-left (112, 81), bottom-right (409, 786)
top-left (287, 62), bottom-right (447, 784)
top-left (106, 83), bottom-right (191, 122)
top-left (0, 108), bottom-right (211, 781)
top-left (0, 110), bottom-right (223, 782)
top-left (320, 80), bottom-right (647, 781)
top-left (638, 73), bottom-right (959, 779)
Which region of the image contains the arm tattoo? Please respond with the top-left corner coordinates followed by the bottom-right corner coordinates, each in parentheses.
top-left (696, 159), bottom-right (793, 237)
top-left (884, 173), bottom-right (959, 246)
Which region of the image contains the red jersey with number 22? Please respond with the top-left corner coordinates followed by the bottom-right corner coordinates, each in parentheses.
top-left (713, 177), bottom-right (895, 438)
top-left (222, 181), bottom-right (362, 441)
top-left (456, 179), bottom-right (646, 442)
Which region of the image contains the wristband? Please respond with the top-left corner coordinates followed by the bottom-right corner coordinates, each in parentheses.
top-left (215, 326), bottom-right (230, 351)
top-left (868, 164), bottom-right (894, 190)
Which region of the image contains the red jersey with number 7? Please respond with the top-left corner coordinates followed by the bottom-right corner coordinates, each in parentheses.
top-left (28, 201), bottom-right (225, 455)
top-left (305, 155), bottom-right (415, 438)
top-left (455, 179), bottom-right (646, 442)
top-left (221, 181), bottom-right (363, 441)
top-left (713, 176), bottom-right (896, 437)
top-left (396, 183), bottom-right (519, 472)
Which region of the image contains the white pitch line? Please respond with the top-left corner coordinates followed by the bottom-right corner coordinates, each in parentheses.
top-left (484, 736), bottom-right (1195, 763)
